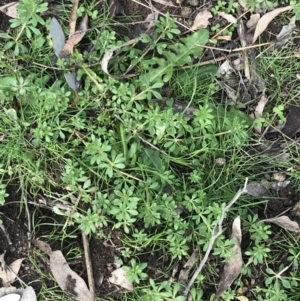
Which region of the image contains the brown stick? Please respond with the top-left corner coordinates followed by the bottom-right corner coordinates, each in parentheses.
top-left (69, 0), bottom-right (79, 37)
top-left (82, 231), bottom-right (96, 300)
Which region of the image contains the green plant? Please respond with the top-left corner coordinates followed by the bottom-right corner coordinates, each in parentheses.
top-left (123, 259), bottom-right (148, 284)
top-left (211, 0), bottom-right (238, 14)
top-left (244, 0), bottom-right (278, 11)
top-left (1, 0), bottom-right (300, 300)
top-left (245, 244), bottom-right (271, 265)
top-left (0, 0), bottom-right (48, 55)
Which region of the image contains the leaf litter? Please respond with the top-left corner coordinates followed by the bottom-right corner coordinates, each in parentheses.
top-left (0, 2), bottom-right (19, 19)
top-left (190, 10), bottom-right (212, 31)
top-left (109, 268), bottom-right (133, 292)
top-left (252, 6), bottom-right (294, 43)
top-left (0, 252), bottom-right (25, 287)
top-left (32, 240), bottom-right (93, 301)
top-left (215, 216), bottom-right (243, 299)
top-left (260, 216), bottom-right (299, 232)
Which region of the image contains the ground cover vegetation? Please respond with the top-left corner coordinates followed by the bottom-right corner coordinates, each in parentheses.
top-left (0, 0), bottom-right (300, 300)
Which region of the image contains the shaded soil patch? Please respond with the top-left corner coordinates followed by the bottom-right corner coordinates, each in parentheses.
top-left (0, 188), bottom-right (119, 298)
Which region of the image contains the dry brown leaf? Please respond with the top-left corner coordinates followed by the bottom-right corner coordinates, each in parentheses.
top-left (32, 240), bottom-right (53, 255)
top-left (60, 14), bottom-right (88, 56)
top-left (238, 0), bottom-right (247, 10)
top-left (217, 11), bottom-right (237, 23)
top-left (215, 217), bottom-right (243, 299)
top-left (0, 258), bottom-right (25, 286)
top-left (190, 10), bottom-right (212, 31)
top-left (33, 240), bottom-right (93, 300)
top-left (252, 6), bottom-right (293, 44)
top-left (250, 93), bottom-right (269, 133)
top-left (50, 251), bottom-right (93, 300)
top-left (246, 14), bottom-right (260, 29)
top-left (0, 2), bottom-right (19, 18)
top-left (217, 60), bottom-right (233, 76)
top-left (101, 38), bottom-right (138, 76)
top-left (260, 216), bottom-right (299, 232)
top-left (178, 250), bottom-right (199, 284)
top-left (109, 268), bottom-right (133, 292)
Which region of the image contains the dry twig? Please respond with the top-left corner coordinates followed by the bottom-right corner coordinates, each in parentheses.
top-left (183, 178), bottom-right (248, 299)
top-left (82, 232), bottom-right (96, 301)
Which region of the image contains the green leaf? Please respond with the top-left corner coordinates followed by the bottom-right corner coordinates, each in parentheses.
top-left (179, 29), bottom-right (209, 57)
top-left (281, 279), bottom-right (291, 289)
top-left (0, 76), bottom-right (18, 90)
top-left (0, 33), bottom-right (12, 39)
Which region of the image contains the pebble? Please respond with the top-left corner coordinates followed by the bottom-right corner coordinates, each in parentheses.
top-left (187, 0), bottom-right (199, 6)
top-left (181, 6), bottom-right (192, 17)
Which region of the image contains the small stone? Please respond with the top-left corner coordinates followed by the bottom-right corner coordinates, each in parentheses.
top-left (187, 0), bottom-right (199, 6)
top-left (181, 6), bottom-right (192, 17)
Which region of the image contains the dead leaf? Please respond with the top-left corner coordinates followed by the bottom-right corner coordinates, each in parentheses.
top-left (246, 183), bottom-right (269, 197)
top-left (232, 57), bottom-right (245, 71)
top-left (152, 0), bottom-right (177, 7)
top-left (217, 60), bottom-right (233, 76)
top-left (144, 12), bottom-right (159, 32)
top-left (252, 6), bottom-right (293, 44)
top-left (268, 16), bottom-right (296, 52)
top-left (0, 294), bottom-right (20, 301)
top-left (246, 14), bottom-right (260, 29)
top-left (281, 105), bottom-right (300, 138)
top-left (260, 216), bottom-right (299, 232)
top-left (50, 17), bottom-right (66, 57)
top-left (0, 2), bottom-right (19, 19)
top-left (0, 286), bottom-right (37, 301)
top-left (60, 14), bottom-right (88, 56)
top-left (178, 250), bottom-right (199, 284)
top-left (33, 240), bottom-right (92, 300)
top-left (0, 258), bottom-right (25, 286)
top-left (276, 16), bottom-right (296, 41)
top-left (50, 251), bottom-right (93, 300)
top-left (109, 268), bottom-right (133, 292)
top-left (215, 217), bottom-right (243, 299)
top-left (190, 10), bottom-right (212, 31)
top-left (0, 135), bottom-right (5, 142)
top-left (101, 38), bottom-right (138, 76)
top-left (250, 93), bottom-right (269, 133)
top-left (217, 12), bottom-right (237, 23)
top-left (32, 240), bottom-right (52, 255)
top-left (238, 0), bottom-right (247, 10)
